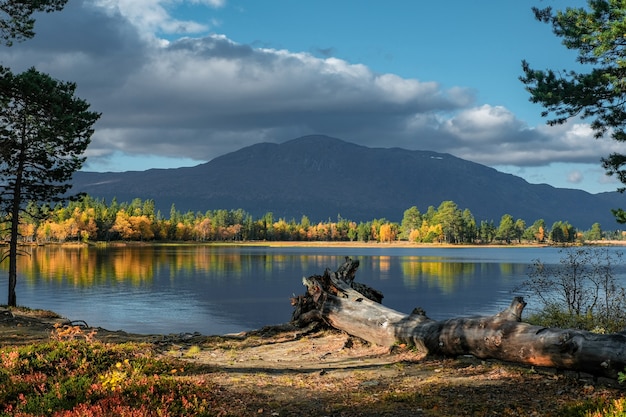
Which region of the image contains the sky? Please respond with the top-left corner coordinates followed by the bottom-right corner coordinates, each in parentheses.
top-left (0, 0), bottom-right (623, 194)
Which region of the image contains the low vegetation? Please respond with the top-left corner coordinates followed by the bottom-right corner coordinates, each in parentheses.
top-left (519, 247), bottom-right (626, 333)
top-left (0, 320), bottom-right (624, 417)
top-left (0, 336), bottom-right (226, 416)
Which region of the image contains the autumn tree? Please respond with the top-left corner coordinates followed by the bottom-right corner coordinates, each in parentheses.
top-left (523, 219), bottom-right (546, 243)
top-left (520, 1), bottom-right (626, 222)
top-left (418, 220), bottom-right (443, 243)
top-left (378, 223), bottom-right (396, 243)
top-left (0, 67), bottom-right (100, 306)
top-left (193, 217), bottom-right (212, 241)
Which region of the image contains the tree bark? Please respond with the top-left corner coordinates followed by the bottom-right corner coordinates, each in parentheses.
top-left (291, 257), bottom-right (626, 380)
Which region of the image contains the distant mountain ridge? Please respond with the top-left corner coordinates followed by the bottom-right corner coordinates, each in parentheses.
top-left (72, 135), bottom-right (626, 229)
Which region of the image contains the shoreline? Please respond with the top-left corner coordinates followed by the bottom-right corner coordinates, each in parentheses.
top-left (48, 239), bottom-right (626, 248)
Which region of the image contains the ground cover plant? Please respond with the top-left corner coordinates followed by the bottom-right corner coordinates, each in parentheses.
top-left (0, 314), bottom-right (624, 417)
top-left (0, 325), bottom-right (245, 416)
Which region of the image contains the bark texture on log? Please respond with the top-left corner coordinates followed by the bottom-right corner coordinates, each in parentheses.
top-left (291, 257), bottom-right (626, 379)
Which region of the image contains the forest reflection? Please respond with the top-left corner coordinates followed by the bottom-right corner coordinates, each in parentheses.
top-left (2, 246), bottom-right (525, 294)
top-left (7, 246), bottom-right (372, 288)
top-left (0, 245), bottom-right (573, 335)
top-left (399, 256), bottom-right (525, 294)
top-left (400, 257), bottom-right (475, 293)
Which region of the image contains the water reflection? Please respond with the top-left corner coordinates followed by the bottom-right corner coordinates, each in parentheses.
top-left (0, 245), bottom-right (601, 335)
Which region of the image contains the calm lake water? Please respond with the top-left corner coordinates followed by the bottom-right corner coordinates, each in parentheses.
top-left (0, 245), bottom-right (623, 335)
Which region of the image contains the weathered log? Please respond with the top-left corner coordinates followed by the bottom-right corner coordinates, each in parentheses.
top-left (291, 257), bottom-right (626, 379)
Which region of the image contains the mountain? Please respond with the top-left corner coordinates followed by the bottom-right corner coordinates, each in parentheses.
top-left (71, 135), bottom-right (625, 229)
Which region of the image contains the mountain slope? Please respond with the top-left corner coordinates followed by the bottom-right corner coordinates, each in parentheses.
top-left (71, 135), bottom-right (624, 229)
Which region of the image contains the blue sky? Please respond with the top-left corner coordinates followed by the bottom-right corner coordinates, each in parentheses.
top-left (1, 0), bottom-right (622, 194)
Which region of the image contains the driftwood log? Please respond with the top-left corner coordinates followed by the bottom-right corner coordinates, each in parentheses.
top-left (291, 257), bottom-right (626, 380)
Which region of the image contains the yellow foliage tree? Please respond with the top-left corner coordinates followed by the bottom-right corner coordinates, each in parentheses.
top-left (408, 228), bottom-right (421, 242)
top-left (111, 210), bottom-right (134, 240)
top-left (379, 223), bottom-right (395, 243)
top-left (193, 218), bottom-right (212, 241)
top-left (129, 215), bottom-right (154, 241)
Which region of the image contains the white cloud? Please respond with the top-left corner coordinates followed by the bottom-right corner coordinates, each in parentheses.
top-left (191, 0), bottom-right (226, 7)
top-left (2, 0), bottom-right (620, 178)
top-left (567, 170), bottom-right (583, 184)
top-left (93, 0), bottom-right (224, 37)
top-left (442, 105), bottom-right (525, 142)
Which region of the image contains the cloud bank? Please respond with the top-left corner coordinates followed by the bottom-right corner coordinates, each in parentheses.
top-left (0, 0), bottom-right (619, 176)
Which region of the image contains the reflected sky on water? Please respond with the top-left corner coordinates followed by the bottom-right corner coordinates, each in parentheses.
top-left (0, 245), bottom-right (620, 335)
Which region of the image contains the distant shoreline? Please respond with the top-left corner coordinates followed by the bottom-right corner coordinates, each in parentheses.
top-left (50, 240), bottom-right (626, 248)
top-left (234, 240), bottom-right (626, 248)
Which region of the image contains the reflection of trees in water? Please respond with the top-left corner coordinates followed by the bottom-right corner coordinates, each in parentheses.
top-left (295, 255), bottom-right (333, 274)
top-left (11, 246), bottom-right (248, 286)
top-left (377, 256), bottom-right (391, 274)
top-left (498, 262), bottom-right (516, 282)
top-left (400, 257), bottom-right (475, 294)
top-left (14, 246), bottom-right (157, 286)
top-left (169, 247), bottom-right (245, 279)
top-left (8, 247), bottom-right (354, 288)
top-left (400, 257), bottom-right (526, 294)
top-left (7, 247), bottom-right (529, 291)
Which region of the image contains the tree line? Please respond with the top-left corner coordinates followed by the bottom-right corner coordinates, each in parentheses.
top-left (2, 195), bottom-right (616, 245)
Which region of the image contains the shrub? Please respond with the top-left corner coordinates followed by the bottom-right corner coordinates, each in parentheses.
top-left (0, 337), bottom-right (218, 416)
top-left (518, 247), bottom-right (626, 332)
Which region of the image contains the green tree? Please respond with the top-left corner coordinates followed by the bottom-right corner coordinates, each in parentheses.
top-left (347, 224), bottom-right (358, 241)
top-left (300, 215), bottom-right (310, 230)
top-left (356, 221), bottom-right (371, 242)
top-left (587, 222), bottom-right (603, 241)
top-left (478, 220), bottom-right (496, 243)
top-left (0, 1), bottom-right (67, 46)
top-left (432, 201), bottom-right (462, 243)
top-left (550, 221), bottom-right (576, 243)
top-left (520, 2), bottom-right (626, 222)
top-left (461, 208), bottom-right (477, 243)
top-left (423, 205), bottom-right (437, 223)
top-left (0, 67), bottom-right (100, 306)
top-left (142, 199), bottom-right (155, 220)
top-left (241, 213), bottom-right (255, 240)
top-left (496, 214), bottom-right (516, 244)
top-left (514, 218), bottom-right (526, 243)
top-left (399, 206), bottom-right (422, 240)
top-left (100, 197), bottom-right (119, 241)
top-left (257, 212), bottom-right (274, 240)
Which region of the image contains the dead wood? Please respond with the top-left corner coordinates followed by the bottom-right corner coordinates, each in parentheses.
top-left (291, 257), bottom-right (626, 379)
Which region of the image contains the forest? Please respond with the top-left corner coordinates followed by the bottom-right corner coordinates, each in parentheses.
top-left (1, 195), bottom-right (615, 245)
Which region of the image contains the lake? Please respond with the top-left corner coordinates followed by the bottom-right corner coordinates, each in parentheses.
top-left (0, 244), bottom-right (620, 335)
